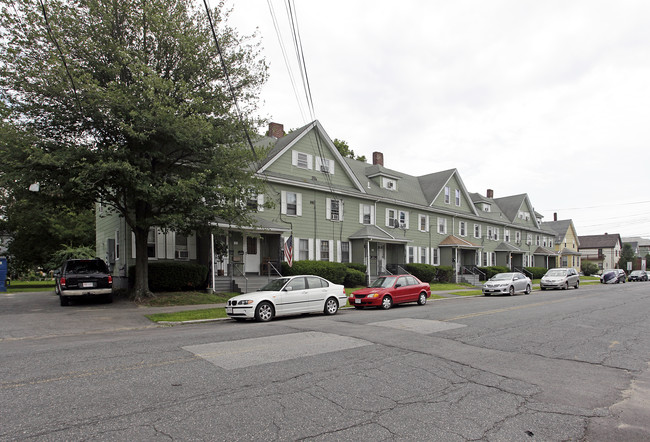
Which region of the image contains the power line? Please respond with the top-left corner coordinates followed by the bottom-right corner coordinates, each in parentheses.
top-left (541, 200), bottom-right (650, 212)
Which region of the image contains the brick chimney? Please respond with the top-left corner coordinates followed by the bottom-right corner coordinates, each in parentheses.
top-left (487, 189), bottom-right (494, 198)
top-left (372, 151), bottom-right (384, 166)
top-left (268, 122), bottom-right (284, 139)
top-left (554, 212), bottom-right (558, 221)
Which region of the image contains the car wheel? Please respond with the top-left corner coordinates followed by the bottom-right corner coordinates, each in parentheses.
top-left (324, 297), bottom-right (339, 315)
top-left (417, 292), bottom-right (427, 305)
top-left (575, 280), bottom-right (580, 289)
top-left (255, 302), bottom-right (274, 322)
top-left (540, 287), bottom-right (546, 291)
top-left (564, 282), bottom-right (569, 290)
top-left (509, 286), bottom-right (515, 296)
top-left (104, 293), bottom-right (113, 304)
top-left (380, 295), bottom-right (392, 310)
top-left (60, 295), bottom-right (69, 306)
top-left (525, 285), bottom-right (531, 295)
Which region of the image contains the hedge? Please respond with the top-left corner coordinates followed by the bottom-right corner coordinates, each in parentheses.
top-left (478, 266), bottom-right (510, 279)
top-left (128, 262), bottom-right (208, 292)
top-left (405, 263), bottom-right (436, 283)
top-left (344, 268), bottom-right (366, 287)
top-left (525, 267), bottom-right (548, 279)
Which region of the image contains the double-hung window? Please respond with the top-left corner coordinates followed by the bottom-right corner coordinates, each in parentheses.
top-left (320, 240), bottom-right (330, 261)
top-left (459, 221), bottom-right (466, 237)
top-left (455, 189), bottom-right (461, 206)
top-left (474, 224), bottom-right (481, 238)
top-left (438, 217), bottom-right (447, 234)
top-left (299, 239), bottom-right (309, 261)
top-left (444, 186), bottom-right (450, 204)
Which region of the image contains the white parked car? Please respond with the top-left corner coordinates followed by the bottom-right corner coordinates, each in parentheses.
top-left (540, 268), bottom-right (580, 290)
top-left (226, 275), bottom-right (347, 322)
top-left (482, 272), bottom-right (532, 296)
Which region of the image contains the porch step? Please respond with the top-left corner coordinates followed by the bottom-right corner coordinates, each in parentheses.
top-left (459, 274), bottom-right (482, 287)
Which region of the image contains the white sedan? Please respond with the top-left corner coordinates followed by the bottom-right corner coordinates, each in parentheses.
top-left (482, 272), bottom-right (532, 296)
top-left (226, 275), bottom-right (347, 322)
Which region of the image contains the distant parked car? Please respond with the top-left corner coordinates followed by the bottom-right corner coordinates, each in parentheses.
top-left (540, 268), bottom-right (580, 290)
top-left (600, 269), bottom-right (626, 284)
top-left (226, 275), bottom-right (346, 322)
top-left (349, 275), bottom-right (431, 310)
top-left (55, 258), bottom-right (113, 306)
top-left (628, 270), bottom-right (648, 282)
top-left (482, 272), bottom-right (532, 296)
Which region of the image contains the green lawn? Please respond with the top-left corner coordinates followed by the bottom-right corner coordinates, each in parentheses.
top-left (138, 291), bottom-right (236, 306)
top-left (5, 280), bottom-right (56, 293)
top-left (146, 308), bottom-right (228, 323)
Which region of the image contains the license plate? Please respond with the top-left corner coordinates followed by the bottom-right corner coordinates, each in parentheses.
top-left (82, 282), bottom-right (94, 288)
top-left (226, 307), bottom-right (233, 314)
top-left (355, 298), bottom-right (361, 304)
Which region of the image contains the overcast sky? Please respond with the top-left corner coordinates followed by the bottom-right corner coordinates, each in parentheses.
top-left (226, 0), bottom-right (650, 239)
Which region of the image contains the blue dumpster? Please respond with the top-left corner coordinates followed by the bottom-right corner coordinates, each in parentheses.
top-left (0, 257), bottom-right (7, 293)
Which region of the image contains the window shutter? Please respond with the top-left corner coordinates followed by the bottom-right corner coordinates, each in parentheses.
top-left (281, 191), bottom-right (287, 214)
top-left (329, 240), bottom-right (334, 262)
top-left (359, 204), bottom-right (364, 224)
top-left (257, 194), bottom-right (264, 212)
top-left (156, 228), bottom-right (165, 259)
top-left (296, 193), bottom-right (302, 216)
top-left (166, 231), bottom-right (175, 259)
top-left (371, 206), bottom-right (375, 225)
top-left (339, 200), bottom-right (344, 221)
top-left (188, 232), bottom-right (197, 260)
top-left (326, 198), bottom-right (331, 220)
top-left (337, 241), bottom-right (341, 263)
top-left (385, 209), bottom-right (390, 227)
top-left (292, 151), bottom-right (298, 166)
top-left (308, 238), bottom-right (314, 260)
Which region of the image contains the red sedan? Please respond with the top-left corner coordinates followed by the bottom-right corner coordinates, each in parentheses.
top-left (350, 275), bottom-right (431, 310)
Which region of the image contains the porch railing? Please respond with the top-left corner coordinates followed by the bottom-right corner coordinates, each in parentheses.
top-left (230, 262), bottom-right (248, 294)
top-left (461, 265), bottom-right (486, 281)
top-left (513, 266), bottom-right (533, 278)
top-left (266, 261), bottom-right (282, 279)
top-left (397, 265), bottom-right (411, 275)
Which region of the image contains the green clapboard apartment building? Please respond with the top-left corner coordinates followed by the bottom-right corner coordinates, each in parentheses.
top-left (96, 120), bottom-right (559, 289)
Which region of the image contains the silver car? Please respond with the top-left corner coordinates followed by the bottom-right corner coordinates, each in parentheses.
top-left (482, 272), bottom-right (532, 296)
top-left (540, 268), bottom-right (580, 290)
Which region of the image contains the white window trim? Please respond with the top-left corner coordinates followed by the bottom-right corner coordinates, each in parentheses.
top-left (281, 190), bottom-right (302, 216)
top-left (315, 156), bottom-right (335, 174)
top-left (437, 217), bottom-right (447, 234)
top-left (459, 221), bottom-right (467, 237)
top-left (292, 151), bottom-right (313, 169)
top-left (326, 198), bottom-right (343, 221)
top-left (432, 248), bottom-right (440, 266)
top-left (418, 214), bottom-right (429, 232)
top-left (473, 224), bottom-right (481, 239)
top-left (359, 204), bottom-right (375, 225)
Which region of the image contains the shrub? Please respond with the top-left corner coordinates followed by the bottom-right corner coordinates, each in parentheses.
top-left (525, 267), bottom-right (548, 279)
top-left (405, 263), bottom-right (436, 283)
top-left (479, 266), bottom-right (510, 279)
top-left (435, 266), bottom-right (454, 282)
top-left (581, 262), bottom-right (599, 276)
top-left (281, 261), bottom-right (347, 285)
top-left (128, 261), bottom-right (208, 292)
top-left (344, 268), bottom-right (366, 287)
top-left (344, 262), bottom-right (366, 272)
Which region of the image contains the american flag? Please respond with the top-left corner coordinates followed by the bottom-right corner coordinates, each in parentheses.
top-left (284, 235), bottom-right (293, 267)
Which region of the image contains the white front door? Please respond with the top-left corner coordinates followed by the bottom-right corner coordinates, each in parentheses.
top-left (244, 236), bottom-right (260, 274)
top-left (377, 244), bottom-right (385, 274)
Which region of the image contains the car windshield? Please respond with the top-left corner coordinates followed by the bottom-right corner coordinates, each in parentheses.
top-left (603, 269), bottom-right (615, 274)
top-left (630, 271), bottom-right (642, 276)
top-left (259, 278), bottom-right (290, 291)
top-left (490, 273), bottom-right (513, 281)
top-left (369, 276), bottom-right (397, 288)
top-left (545, 269), bottom-right (567, 277)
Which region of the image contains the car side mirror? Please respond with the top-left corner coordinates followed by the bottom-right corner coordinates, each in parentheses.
top-left (395, 283), bottom-right (402, 288)
top-left (284, 286), bottom-right (293, 291)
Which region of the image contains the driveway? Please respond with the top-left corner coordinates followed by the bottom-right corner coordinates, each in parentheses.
top-left (0, 291), bottom-right (223, 341)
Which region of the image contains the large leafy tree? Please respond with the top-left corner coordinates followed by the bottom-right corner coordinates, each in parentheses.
top-left (0, 0), bottom-right (268, 298)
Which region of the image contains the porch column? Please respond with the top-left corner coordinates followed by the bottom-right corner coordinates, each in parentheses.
top-left (210, 232), bottom-right (215, 293)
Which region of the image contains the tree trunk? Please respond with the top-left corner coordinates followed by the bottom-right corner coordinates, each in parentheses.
top-left (133, 226), bottom-right (152, 301)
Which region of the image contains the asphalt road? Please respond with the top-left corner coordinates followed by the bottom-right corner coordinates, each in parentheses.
top-left (1, 283), bottom-right (649, 441)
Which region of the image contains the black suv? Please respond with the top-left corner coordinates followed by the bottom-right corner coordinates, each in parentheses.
top-left (55, 259), bottom-right (113, 306)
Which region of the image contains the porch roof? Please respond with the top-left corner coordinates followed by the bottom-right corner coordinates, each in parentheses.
top-left (439, 235), bottom-right (480, 249)
top-left (212, 215), bottom-right (290, 233)
top-left (494, 242), bottom-right (522, 252)
top-left (349, 225), bottom-right (411, 244)
top-left (533, 246), bottom-right (557, 256)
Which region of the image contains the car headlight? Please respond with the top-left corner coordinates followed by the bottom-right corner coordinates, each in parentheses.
top-left (366, 293), bottom-right (380, 298)
top-left (237, 300), bottom-right (254, 305)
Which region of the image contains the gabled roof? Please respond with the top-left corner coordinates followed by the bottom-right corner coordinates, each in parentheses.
top-left (256, 120), bottom-right (366, 193)
top-left (418, 169), bottom-right (479, 216)
top-left (541, 219), bottom-right (578, 244)
top-left (534, 246), bottom-right (557, 256)
top-left (494, 193), bottom-right (539, 228)
top-left (349, 225), bottom-right (410, 244)
top-left (578, 234), bottom-right (622, 249)
top-left (495, 242), bottom-right (521, 252)
top-left (438, 235), bottom-right (480, 249)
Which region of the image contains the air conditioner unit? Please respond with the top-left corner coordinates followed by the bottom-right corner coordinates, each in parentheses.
top-left (320, 165), bottom-right (330, 173)
top-left (399, 222), bottom-right (407, 229)
top-left (387, 181), bottom-right (394, 189)
top-left (176, 250), bottom-right (189, 259)
top-left (331, 213), bottom-right (339, 221)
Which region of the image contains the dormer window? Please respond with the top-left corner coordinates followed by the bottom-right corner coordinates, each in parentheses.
top-left (383, 177), bottom-right (397, 190)
top-left (483, 203), bottom-right (491, 212)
